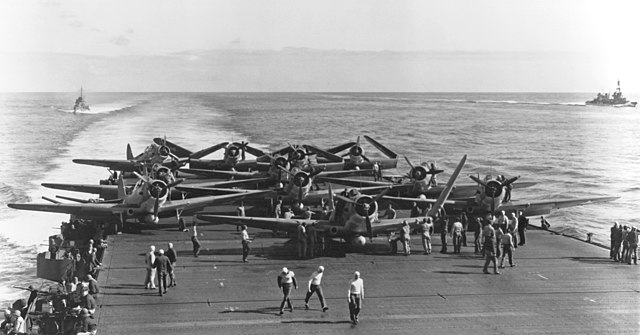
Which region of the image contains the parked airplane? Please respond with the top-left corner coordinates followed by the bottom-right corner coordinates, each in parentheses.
top-left (318, 155), bottom-right (536, 203)
top-left (195, 155), bottom-right (467, 249)
top-left (7, 173), bottom-right (266, 232)
top-left (383, 173), bottom-right (619, 217)
top-left (322, 135), bottom-right (399, 170)
top-left (72, 138), bottom-right (219, 173)
top-left (177, 164), bottom-right (387, 211)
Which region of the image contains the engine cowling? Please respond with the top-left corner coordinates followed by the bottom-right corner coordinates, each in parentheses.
top-left (227, 145), bottom-right (240, 158)
top-left (349, 145), bottom-right (364, 156)
top-left (148, 180), bottom-right (169, 199)
top-left (292, 172), bottom-right (311, 188)
top-left (158, 145), bottom-right (171, 158)
top-left (354, 195), bottom-right (378, 217)
top-left (411, 165), bottom-right (428, 181)
top-left (483, 180), bottom-right (503, 198)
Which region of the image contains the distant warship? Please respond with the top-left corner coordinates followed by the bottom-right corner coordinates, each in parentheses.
top-left (73, 87), bottom-right (90, 113)
top-left (586, 81), bottom-right (637, 107)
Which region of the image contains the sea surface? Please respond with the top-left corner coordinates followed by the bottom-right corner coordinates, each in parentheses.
top-left (1, 92), bottom-right (639, 306)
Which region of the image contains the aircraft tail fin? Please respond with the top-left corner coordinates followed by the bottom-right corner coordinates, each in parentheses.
top-left (126, 144), bottom-right (134, 160)
top-left (364, 135), bottom-right (397, 159)
top-left (427, 154), bottom-right (467, 218)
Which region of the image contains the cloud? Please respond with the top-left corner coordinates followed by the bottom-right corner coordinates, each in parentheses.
top-left (109, 35), bottom-right (130, 46)
top-left (125, 28), bottom-right (134, 35)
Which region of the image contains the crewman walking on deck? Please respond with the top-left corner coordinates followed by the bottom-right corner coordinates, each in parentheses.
top-left (241, 225), bottom-right (252, 262)
top-left (482, 221), bottom-right (500, 275)
top-left (153, 249), bottom-right (172, 296)
top-left (166, 242), bottom-right (177, 286)
top-left (304, 266), bottom-right (328, 312)
top-left (499, 228), bottom-right (516, 268)
top-left (192, 224), bottom-right (201, 257)
top-left (277, 267), bottom-right (298, 315)
top-left (144, 245), bottom-right (157, 289)
top-left (348, 271), bottom-right (364, 325)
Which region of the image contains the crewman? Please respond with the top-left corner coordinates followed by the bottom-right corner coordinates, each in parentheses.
top-left (383, 203), bottom-right (396, 219)
top-left (419, 217), bottom-right (434, 255)
top-left (277, 267), bottom-right (298, 315)
top-left (451, 218), bottom-right (463, 254)
top-left (241, 225), bottom-right (252, 263)
top-left (482, 221), bottom-right (500, 275)
top-left (297, 222), bottom-right (308, 259)
top-left (410, 202), bottom-right (420, 218)
top-left (517, 211), bottom-right (528, 246)
top-left (401, 220), bottom-right (411, 256)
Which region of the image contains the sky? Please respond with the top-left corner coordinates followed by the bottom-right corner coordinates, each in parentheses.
top-left (0, 0), bottom-right (638, 92)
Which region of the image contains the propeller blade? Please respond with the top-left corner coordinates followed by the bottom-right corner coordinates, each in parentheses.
top-left (334, 194), bottom-right (358, 205)
top-left (469, 175), bottom-right (490, 188)
top-left (502, 176), bottom-right (520, 187)
top-left (133, 171), bottom-right (148, 183)
top-left (372, 187), bottom-right (391, 203)
top-left (167, 178), bottom-right (186, 188)
top-left (365, 215), bottom-right (373, 241)
top-left (403, 155), bottom-right (416, 171)
top-left (154, 196), bottom-right (160, 219)
top-left (277, 165), bottom-right (296, 177)
top-left (361, 154), bottom-right (371, 163)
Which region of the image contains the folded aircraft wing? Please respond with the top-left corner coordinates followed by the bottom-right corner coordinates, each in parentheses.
top-left (497, 196), bottom-right (620, 217)
top-left (73, 159), bottom-right (137, 172)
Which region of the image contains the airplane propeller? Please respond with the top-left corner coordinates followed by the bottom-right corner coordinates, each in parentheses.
top-left (469, 174), bottom-right (519, 214)
top-left (404, 155), bottom-right (443, 181)
top-left (157, 136), bottom-right (171, 158)
top-left (342, 136), bottom-right (370, 163)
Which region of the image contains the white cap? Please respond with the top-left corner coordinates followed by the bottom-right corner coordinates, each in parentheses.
top-left (318, 266), bottom-right (324, 272)
top-left (354, 271), bottom-right (360, 277)
top-left (159, 249), bottom-right (165, 254)
top-left (282, 267), bottom-right (288, 273)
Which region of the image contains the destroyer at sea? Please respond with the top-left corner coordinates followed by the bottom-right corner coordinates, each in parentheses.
top-left (586, 80), bottom-right (637, 107)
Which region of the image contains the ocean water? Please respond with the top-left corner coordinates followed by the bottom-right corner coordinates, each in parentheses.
top-left (1, 92), bottom-right (638, 306)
